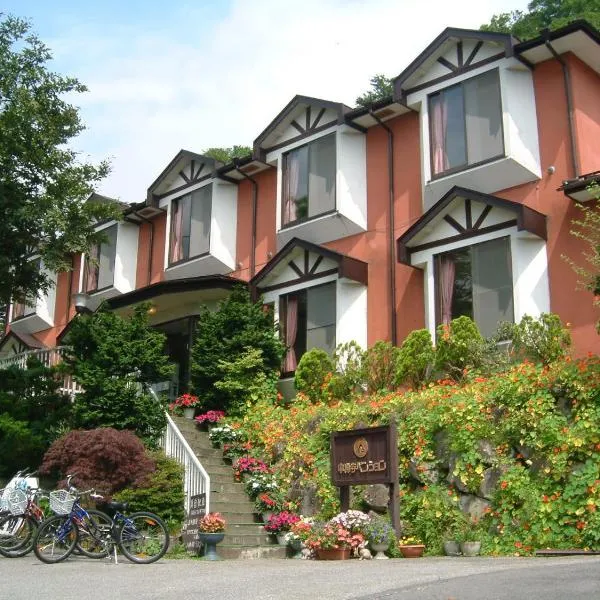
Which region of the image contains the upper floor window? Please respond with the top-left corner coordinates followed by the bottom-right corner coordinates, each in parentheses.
top-left (429, 69), bottom-right (503, 178)
top-left (169, 185), bottom-right (212, 265)
top-left (84, 225), bottom-right (117, 293)
top-left (435, 236), bottom-right (513, 338)
top-left (282, 134), bottom-right (336, 227)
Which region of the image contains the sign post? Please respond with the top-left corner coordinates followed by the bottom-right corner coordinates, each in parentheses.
top-left (181, 493), bottom-right (206, 553)
top-left (330, 424), bottom-right (399, 536)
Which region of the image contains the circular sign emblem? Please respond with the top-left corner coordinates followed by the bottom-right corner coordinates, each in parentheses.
top-left (353, 438), bottom-right (369, 458)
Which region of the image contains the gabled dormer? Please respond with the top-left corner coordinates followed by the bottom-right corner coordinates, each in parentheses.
top-left (146, 150), bottom-right (238, 279)
top-left (394, 28), bottom-right (542, 208)
top-left (254, 96), bottom-right (367, 248)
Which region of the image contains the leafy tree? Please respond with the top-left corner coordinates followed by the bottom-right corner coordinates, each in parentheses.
top-left (201, 145), bottom-right (252, 164)
top-left (355, 74), bottom-right (394, 107)
top-left (40, 428), bottom-right (156, 495)
top-left (0, 15), bottom-right (120, 308)
top-left (63, 303), bottom-right (174, 445)
top-left (0, 358), bottom-right (71, 477)
top-left (481, 0), bottom-right (600, 39)
top-left (190, 287), bottom-right (285, 412)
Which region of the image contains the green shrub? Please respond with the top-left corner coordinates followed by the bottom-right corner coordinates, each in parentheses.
top-left (328, 342), bottom-right (365, 401)
top-left (294, 348), bottom-right (334, 403)
top-left (396, 329), bottom-right (434, 388)
top-left (362, 341), bottom-right (400, 393)
top-left (435, 316), bottom-right (483, 379)
top-left (511, 313), bottom-right (571, 364)
top-left (114, 452), bottom-right (185, 528)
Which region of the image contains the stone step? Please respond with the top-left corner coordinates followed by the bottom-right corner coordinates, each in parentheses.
top-left (217, 545), bottom-right (287, 560)
top-left (224, 532), bottom-right (274, 546)
top-left (226, 523), bottom-right (267, 535)
top-left (210, 481), bottom-right (246, 494)
top-left (219, 511), bottom-right (260, 525)
top-left (211, 501), bottom-right (256, 514)
top-left (210, 491), bottom-right (251, 504)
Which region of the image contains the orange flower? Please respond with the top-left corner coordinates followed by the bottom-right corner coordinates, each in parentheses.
top-left (500, 481), bottom-right (508, 490)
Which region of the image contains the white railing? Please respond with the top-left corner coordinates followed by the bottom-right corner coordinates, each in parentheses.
top-left (0, 346), bottom-right (83, 396)
top-left (162, 412), bottom-right (211, 513)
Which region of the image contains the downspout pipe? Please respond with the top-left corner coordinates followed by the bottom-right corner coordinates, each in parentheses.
top-left (233, 163), bottom-right (258, 279)
top-left (369, 110), bottom-right (397, 346)
top-left (544, 34), bottom-right (580, 178)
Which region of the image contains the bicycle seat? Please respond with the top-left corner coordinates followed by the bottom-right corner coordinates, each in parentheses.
top-left (104, 501), bottom-right (128, 513)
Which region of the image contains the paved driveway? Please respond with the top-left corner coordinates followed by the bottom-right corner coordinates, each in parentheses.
top-left (2, 555), bottom-right (599, 600)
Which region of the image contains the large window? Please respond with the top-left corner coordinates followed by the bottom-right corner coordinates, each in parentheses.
top-left (280, 282), bottom-right (336, 373)
top-left (85, 225), bottom-right (117, 293)
top-left (429, 69), bottom-right (503, 177)
top-left (282, 134), bottom-right (336, 226)
top-left (435, 236), bottom-right (513, 338)
top-left (170, 185), bottom-right (212, 264)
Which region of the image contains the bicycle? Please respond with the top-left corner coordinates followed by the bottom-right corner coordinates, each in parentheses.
top-left (33, 476), bottom-right (169, 564)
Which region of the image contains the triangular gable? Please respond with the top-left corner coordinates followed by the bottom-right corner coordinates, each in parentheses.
top-left (251, 238), bottom-right (368, 293)
top-left (253, 96), bottom-right (351, 158)
top-left (397, 187), bottom-right (547, 264)
top-left (0, 330), bottom-right (45, 358)
top-left (147, 150), bottom-right (220, 204)
top-left (393, 28), bottom-right (517, 100)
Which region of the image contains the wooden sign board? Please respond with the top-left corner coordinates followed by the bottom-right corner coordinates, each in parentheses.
top-left (181, 493), bottom-right (206, 553)
top-left (330, 424), bottom-right (397, 486)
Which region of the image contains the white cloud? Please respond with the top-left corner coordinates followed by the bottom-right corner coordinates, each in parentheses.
top-left (50, 0), bottom-right (530, 202)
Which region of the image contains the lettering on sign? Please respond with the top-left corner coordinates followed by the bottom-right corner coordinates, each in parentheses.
top-left (181, 493), bottom-right (206, 553)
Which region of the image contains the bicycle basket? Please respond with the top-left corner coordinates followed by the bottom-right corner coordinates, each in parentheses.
top-left (49, 490), bottom-right (76, 515)
top-left (7, 489), bottom-right (27, 516)
top-left (0, 489), bottom-right (9, 513)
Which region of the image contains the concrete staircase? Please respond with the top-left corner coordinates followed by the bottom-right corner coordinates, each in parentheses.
top-left (172, 416), bottom-right (286, 559)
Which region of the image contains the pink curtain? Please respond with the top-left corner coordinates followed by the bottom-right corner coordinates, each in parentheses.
top-left (432, 96), bottom-right (449, 175)
top-left (439, 255), bottom-right (456, 325)
top-left (284, 153), bottom-right (300, 225)
top-left (85, 245), bottom-right (99, 292)
top-left (171, 200), bottom-right (183, 262)
top-left (283, 295), bottom-right (298, 372)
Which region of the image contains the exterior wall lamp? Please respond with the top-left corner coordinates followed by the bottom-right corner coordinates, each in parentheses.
top-left (72, 292), bottom-right (92, 315)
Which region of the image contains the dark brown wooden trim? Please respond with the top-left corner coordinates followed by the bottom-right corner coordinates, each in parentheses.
top-left (429, 151), bottom-right (505, 182)
top-left (179, 169), bottom-right (190, 184)
top-left (262, 121), bottom-right (338, 154)
top-left (443, 214), bottom-right (465, 233)
top-left (305, 107), bottom-right (311, 131)
top-left (312, 107), bottom-right (326, 129)
top-left (259, 268), bottom-right (339, 294)
top-left (290, 120), bottom-right (305, 135)
top-left (309, 255), bottom-right (323, 275)
top-left (457, 41), bottom-right (463, 68)
top-left (437, 56), bottom-right (458, 72)
top-left (288, 260), bottom-right (304, 278)
top-left (473, 205), bottom-right (492, 229)
top-left (280, 208), bottom-right (338, 231)
top-left (303, 250), bottom-right (309, 275)
top-left (404, 52), bottom-right (505, 96)
top-left (154, 174), bottom-right (213, 201)
top-left (408, 220), bottom-right (518, 255)
top-left (167, 250), bottom-right (211, 270)
top-left (465, 198), bottom-right (472, 229)
top-left (465, 41), bottom-right (483, 67)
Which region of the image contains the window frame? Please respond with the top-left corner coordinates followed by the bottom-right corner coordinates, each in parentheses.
top-left (168, 184), bottom-right (213, 268)
top-left (84, 224), bottom-right (118, 294)
top-left (428, 68), bottom-right (505, 180)
top-left (281, 133), bottom-right (337, 229)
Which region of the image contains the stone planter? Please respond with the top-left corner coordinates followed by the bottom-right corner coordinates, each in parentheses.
top-left (443, 540), bottom-right (461, 556)
top-left (316, 547), bottom-right (351, 560)
top-left (370, 542), bottom-right (389, 559)
top-left (198, 532), bottom-right (225, 560)
top-left (183, 407), bottom-right (196, 420)
top-left (460, 541), bottom-right (481, 556)
top-left (399, 544), bottom-right (425, 558)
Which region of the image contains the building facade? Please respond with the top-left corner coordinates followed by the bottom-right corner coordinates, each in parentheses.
top-left (2, 22), bottom-right (600, 395)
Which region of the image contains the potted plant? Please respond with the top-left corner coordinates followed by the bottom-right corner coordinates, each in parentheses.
top-left (304, 521), bottom-right (365, 560)
top-left (233, 456), bottom-right (270, 482)
top-left (287, 518), bottom-right (313, 559)
top-left (264, 511), bottom-right (300, 546)
top-left (169, 393), bottom-right (201, 419)
top-left (398, 535), bottom-right (425, 558)
top-left (364, 515), bottom-right (395, 559)
top-left (254, 492), bottom-right (280, 523)
top-left (194, 410), bottom-right (225, 430)
top-left (208, 423), bottom-right (242, 448)
top-left (458, 525), bottom-right (482, 557)
top-left (198, 512), bottom-right (226, 560)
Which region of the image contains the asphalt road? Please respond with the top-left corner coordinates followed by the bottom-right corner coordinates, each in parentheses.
top-left (1, 555), bottom-right (599, 600)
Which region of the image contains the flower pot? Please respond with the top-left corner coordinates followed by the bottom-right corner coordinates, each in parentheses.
top-left (443, 540), bottom-right (461, 556)
top-left (183, 407), bottom-right (196, 420)
top-left (276, 533), bottom-right (288, 546)
top-left (198, 532), bottom-right (225, 560)
top-left (370, 542), bottom-right (389, 559)
top-left (316, 547), bottom-right (351, 560)
top-left (399, 544), bottom-right (425, 558)
top-left (261, 511), bottom-right (274, 523)
top-left (288, 538), bottom-right (303, 559)
top-left (460, 541), bottom-right (481, 556)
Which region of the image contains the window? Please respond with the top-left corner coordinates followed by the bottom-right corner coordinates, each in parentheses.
top-left (435, 236), bottom-right (513, 338)
top-left (280, 282), bottom-right (336, 373)
top-left (282, 134), bottom-right (336, 226)
top-left (429, 69), bottom-right (503, 177)
top-left (169, 185), bottom-right (212, 264)
top-left (85, 225), bottom-right (117, 293)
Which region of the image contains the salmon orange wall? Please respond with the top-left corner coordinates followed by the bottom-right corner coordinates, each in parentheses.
top-left (136, 213), bottom-right (167, 288)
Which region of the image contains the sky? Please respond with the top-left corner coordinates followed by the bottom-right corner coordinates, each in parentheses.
top-left (6, 0), bottom-right (531, 203)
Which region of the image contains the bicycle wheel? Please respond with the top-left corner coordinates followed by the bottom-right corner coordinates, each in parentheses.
top-left (33, 515), bottom-right (78, 564)
top-left (76, 509), bottom-right (113, 559)
top-left (0, 515), bottom-right (36, 556)
top-left (117, 512), bottom-right (169, 564)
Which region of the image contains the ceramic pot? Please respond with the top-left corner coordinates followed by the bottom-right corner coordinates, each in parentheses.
top-left (288, 538), bottom-right (303, 559)
top-left (443, 540), bottom-right (461, 556)
top-left (316, 547), bottom-right (351, 560)
top-left (370, 542), bottom-right (389, 559)
top-left (261, 511), bottom-right (274, 523)
top-left (399, 544), bottom-right (425, 558)
top-left (460, 541), bottom-right (481, 556)
top-left (276, 533), bottom-right (288, 546)
top-left (183, 407), bottom-right (195, 419)
top-left (198, 532), bottom-right (225, 560)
